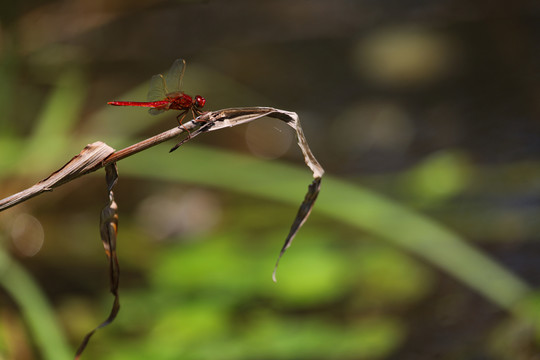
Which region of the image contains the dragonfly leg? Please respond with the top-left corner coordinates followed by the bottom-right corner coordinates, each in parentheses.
top-left (191, 108), bottom-right (201, 121)
top-left (176, 109), bottom-right (187, 126)
top-left (169, 108), bottom-right (211, 152)
top-left (191, 108), bottom-right (209, 127)
top-left (176, 110), bottom-right (191, 137)
top-left (191, 108), bottom-right (202, 124)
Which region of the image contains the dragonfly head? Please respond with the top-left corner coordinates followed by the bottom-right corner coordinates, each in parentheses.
top-left (194, 95), bottom-right (206, 109)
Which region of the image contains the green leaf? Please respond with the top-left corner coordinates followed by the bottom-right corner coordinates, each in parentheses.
top-left (119, 144), bottom-right (530, 309)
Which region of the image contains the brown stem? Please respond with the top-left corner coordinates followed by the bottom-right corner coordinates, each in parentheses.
top-left (0, 107), bottom-right (323, 213)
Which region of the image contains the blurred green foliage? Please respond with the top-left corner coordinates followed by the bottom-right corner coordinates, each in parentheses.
top-left (85, 230), bottom-right (413, 360)
top-left (1, 1), bottom-right (539, 359)
top-left (0, 56), bottom-right (536, 359)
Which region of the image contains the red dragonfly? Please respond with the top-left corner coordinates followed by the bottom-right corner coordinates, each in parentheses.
top-left (108, 59), bottom-right (206, 126)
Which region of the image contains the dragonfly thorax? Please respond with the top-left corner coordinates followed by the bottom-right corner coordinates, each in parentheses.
top-left (166, 93), bottom-right (194, 110)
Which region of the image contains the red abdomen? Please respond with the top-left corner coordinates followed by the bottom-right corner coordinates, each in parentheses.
top-left (107, 100), bottom-right (170, 108)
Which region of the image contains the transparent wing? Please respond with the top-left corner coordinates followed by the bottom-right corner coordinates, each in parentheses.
top-left (165, 58), bottom-right (186, 94)
top-left (148, 108), bottom-right (166, 115)
top-left (147, 74), bottom-right (168, 101)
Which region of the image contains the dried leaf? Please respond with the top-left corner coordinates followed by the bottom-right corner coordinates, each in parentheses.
top-left (204, 107), bottom-right (324, 178)
top-left (171, 107), bottom-right (325, 280)
top-left (272, 177), bottom-right (322, 282)
top-left (169, 120), bottom-right (216, 152)
top-left (0, 142), bottom-right (115, 211)
top-left (74, 163), bottom-right (120, 360)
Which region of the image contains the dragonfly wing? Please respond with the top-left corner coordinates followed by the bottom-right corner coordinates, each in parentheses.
top-left (165, 58), bottom-right (186, 94)
top-left (149, 108), bottom-right (166, 115)
top-left (147, 74), bottom-right (168, 101)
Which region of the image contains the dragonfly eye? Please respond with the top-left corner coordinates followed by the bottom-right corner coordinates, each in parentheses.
top-left (194, 95), bottom-right (206, 108)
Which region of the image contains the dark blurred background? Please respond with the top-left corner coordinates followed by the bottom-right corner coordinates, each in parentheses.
top-left (1, 0), bottom-right (540, 359)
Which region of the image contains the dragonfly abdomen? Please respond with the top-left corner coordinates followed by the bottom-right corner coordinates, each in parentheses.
top-left (107, 100), bottom-right (170, 108)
